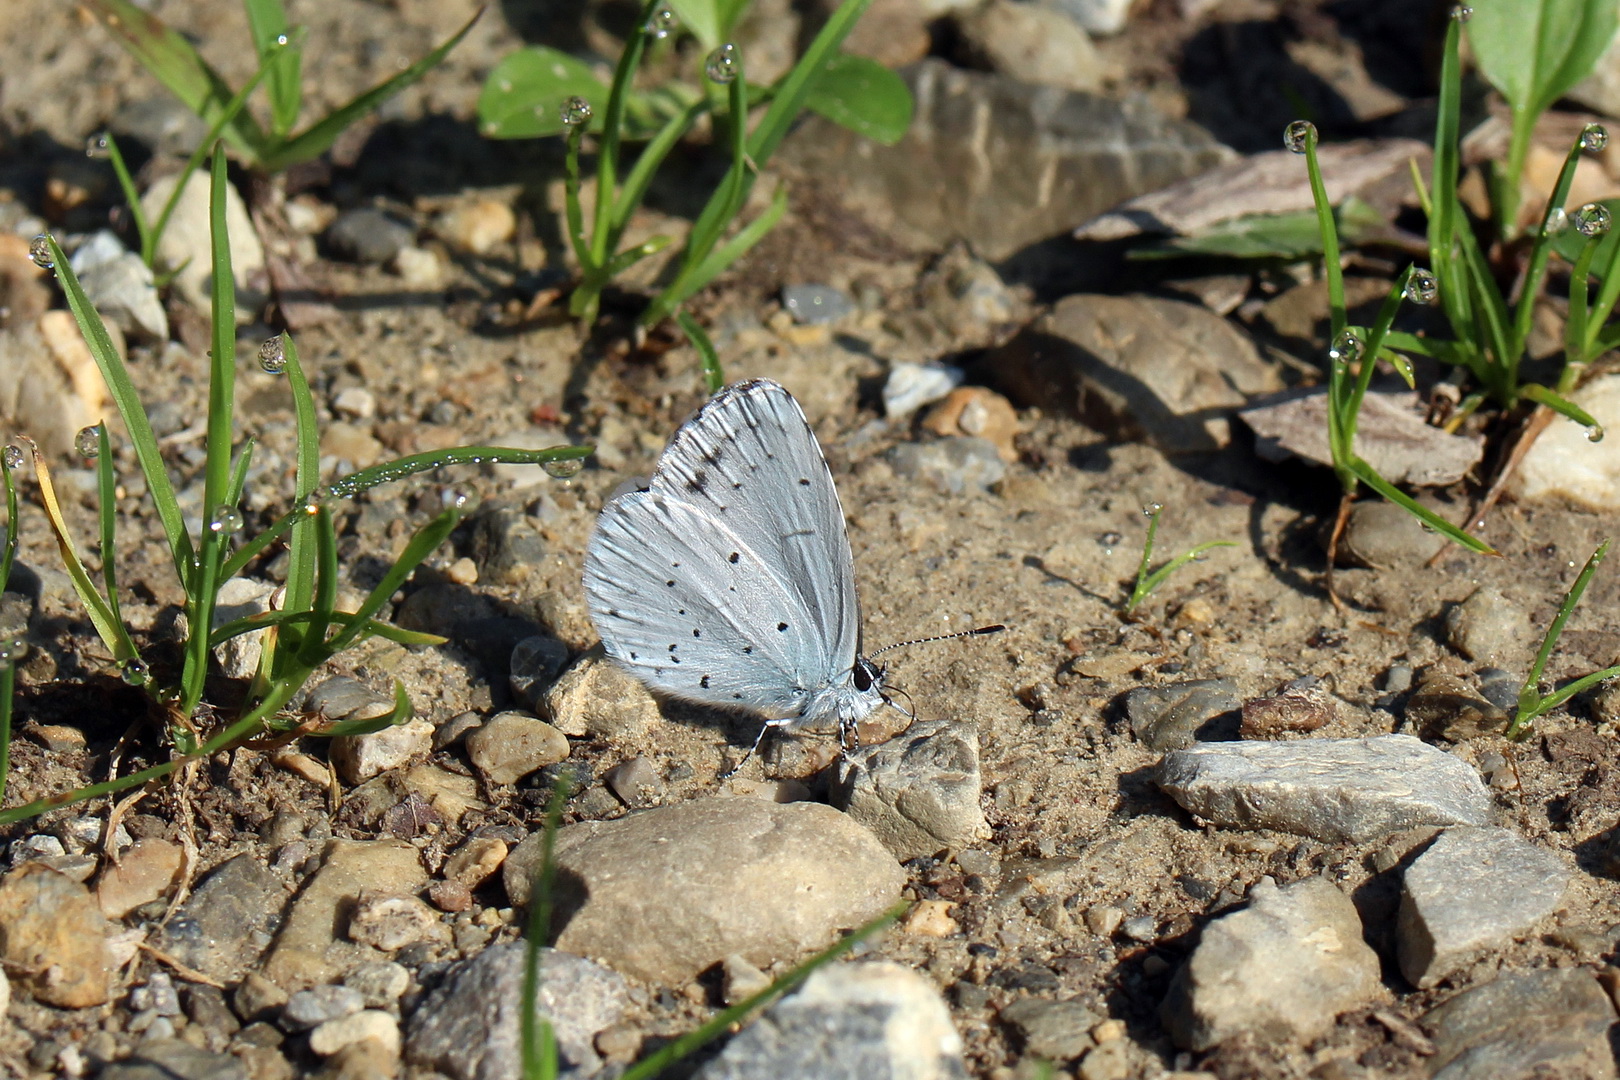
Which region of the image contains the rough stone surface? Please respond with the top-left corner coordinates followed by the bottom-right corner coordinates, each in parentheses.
top-left (264, 840), bottom-right (427, 989)
top-left (694, 961), bottom-right (968, 1080)
top-left (1513, 373), bottom-right (1620, 509)
top-left (1426, 968), bottom-right (1617, 1080)
top-left (98, 1039), bottom-right (248, 1080)
top-left (140, 170), bottom-right (267, 320)
top-left (0, 862), bottom-right (114, 1006)
top-left (1161, 876), bottom-right (1381, 1051)
top-left (1445, 587), bottom-right (1528, 668)
top-left (782, 60), bottom-right (1232, 262)
top-left (888, 436), bottom-right (1008, 495)
top-left (96, 837), bottom-right (185, 918)
top-left (308, 1009), bottom-right (401, 1057)
top-left (1124, 679), bottom-right (1239, 750)
top-left (405, 944), bottom-right (629, 1080)
top-left (1397, 827), bottom-right (1572, 988)
top-left (994, 295), bottom-right (1280, 453)
top-left (959, 0), bottom-right (1103, 94)
top-left (999, 997), bottom-right (1102, 1062)
top-left (1156, 734), bottom-right (1493, 843)
top-left (210, 577), bottom-right (277, 680)
top-left (330, 719), bottom-right (434, 785)
top-left (1241, 388), bottom-right (1485, 487)
top-left (156, 855), bottom-right (289, 983)
top-left (504, 797), bottom-right (906, 983)
top-left (544, 647), bottom-right (663, 742)
top-left (69, 230), bottom-right (167, 341)
top-left (347, 892), bottom-right (449, 952)
top-left (831, 718), bottom-right (992, 860)
top-left (465, 712), bottom-right (570, 786)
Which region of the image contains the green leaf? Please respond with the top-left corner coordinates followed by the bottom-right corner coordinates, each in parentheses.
top-left (478, 47), bottom-right (607, 139)
top-left (805, 53), bottom-right (912, 145)
top-left (1132, 199), bottom-right (1386, 261)
top-left (1470, 1), bottom-right (1618, 124)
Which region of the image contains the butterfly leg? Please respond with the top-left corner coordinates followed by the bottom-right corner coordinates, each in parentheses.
top-left (719, 717), bottom-right (796, 780)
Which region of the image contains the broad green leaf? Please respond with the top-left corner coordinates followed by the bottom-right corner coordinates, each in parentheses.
top-left (478, 47), bottom-right (607, 138)
top-left (1470, 1), bottom-right (1618, 122)
top-left (805, 53), bottom-right (912, 145)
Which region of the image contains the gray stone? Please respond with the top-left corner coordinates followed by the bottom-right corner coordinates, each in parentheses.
top-left (1397, 827), bottom-right (1571, 989)
top-left (405, 943), bottom-right (629, 1080)
top-left (888, 436), bottom-right (1006, 495)
top-left (140, 170), bottom-right (267, 321)
top-left (1156, 734), bottom-right (1492, 843)
top-left (503, 798), bottom-right (906, 984)
top-left (782, 284), bottom-right (855, 325)
top-left (329, 718), bottom-right (434, 785)
top-left (994, 295), bottom-right (1280, 453)
top-left (1161, 876), bottom-right (1380, 1051)
top-left (604, 757), bottom-right (663, 807)
top-left (304, 677), bottom-right (394, 722)
top-left (544, 647), bottom-right (663, 742)
top-left (110, 97), bottom-right (211, 157)
top-left (156, 855), bottom-right (289, 984)
top-left (1338, 498), bottom-right (1447, 568)
top-left (345, 961), bottom-right (410, 1008)
top-left (1403, 671), bottom-right (1509, 742)
top-left (1446, 587), bottom-right (1527, 667)
top-left (1043, 0), bottom-right (1132, 35)
top-left (1124, 679), bottom-right (1239, 751)
top-left (283, 985), bottom-right (365, 1031)
top-left (1000, 997), bottom-right (1101, 1062)
top-left (694, 961), bottom-right (967, 1080)
top-left (325, 208), bottom-right (414, 265)
top-left (210, 577), bottom-right (276, 680)
top-left (308, 1010), bottom-right (400, 1057)
top-left (98, 1039), bottom-right (247, 1080)
top-left (1426, 969), bottom-right (1616, 1080)
top-left (1242, 389), bottom-right (1485, 488)
top-left (68, 230), bottom-right (167, 341)
top-left (958, 0), bottom-right (1103, 93)
top-left (470, 504), bottom-right (550, 585)
top-left (831, 718), bottom-right (991, 860)
top-left (465, 712), bottom-right (570, 786)
top-left (782, 59), bottom-right (1231, 262)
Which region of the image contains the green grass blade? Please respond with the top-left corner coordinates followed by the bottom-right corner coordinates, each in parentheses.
top-left (676, 310), bottom-right (724, 393)
top-left (746, 0), bottom-right (873, 166)
top-left (1519, 383), bottom-right (1601, 434)
top-left (211, 609), bottom-right (444, 651)
top-left (293, 506), bottom-right (341, 669)
top-left (318, 507), bottom-right (460, 658)
top-left (646, 184), bottom-right (788, 325)
top-left (521, 777), bottom-right (570, 1080)
top-left (223, 439), bottom-right (255, 514)
top-left (99, 133), bottom-right (152, 260)
top-left (1129, 541), bottom-right (1238, 613)
top-left (282, 334), bottom-right (321, 617)
top-left (0, 451), bottom-right (19, 801)
top-left (243, 0), bottom-right (301, 136)
top-left (317, 683), bottom-right (414, 738)
top-left (1513, 139), bottom-right (1586, 357)
top-left (619, 902), bottom-right (906, 1080)
top-left (81, 0), bottom-right (269, 161)
top-left (257, 9), bottom-right (480, 172)
top-left (804, 52), bottom-right (913, 145)
top-left (93, 424), bottom-right (131, 642)
top-left (322, 445), bottom-right (593, 501)
top-left (610, 97), bottom-right (711, 248)
top-left (43, 237), bottom-right (194, 577)
top-left (590, 0), bottom-right (663, 264)
top-left (1347, 456), bottom-right (1495, 554)
top-left (563, 124), bottom-right (593, 273)
top-left (1510, 539), bottom-right (1609, 738)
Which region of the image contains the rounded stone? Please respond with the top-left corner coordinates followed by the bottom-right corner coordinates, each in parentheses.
top-left (464, 713), bottom-right (570, 786)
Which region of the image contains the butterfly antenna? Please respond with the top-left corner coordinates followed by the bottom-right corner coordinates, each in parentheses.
top-left (869, 624), bottom-right (1006, 658)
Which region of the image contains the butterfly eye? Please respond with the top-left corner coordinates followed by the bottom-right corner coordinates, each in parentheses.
top-left (852, 658), bottom-right (879, 692)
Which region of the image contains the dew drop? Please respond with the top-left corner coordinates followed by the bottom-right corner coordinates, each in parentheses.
top-left (1404, 268), bottom-right (1439, 305)
top-left (442, 487), bottom-right (475, 510)
top-left (2, 444), bottom-right (22, 471)
top-left (1582, 123), bottom-right (1609, 153)
top-left (28, 235), bottom-right (53, 269)
top-left (1098, 531), bottom-right (1123, 548)
top-left (1450, 4), bottom-right (1472, 20)
top-left (0, 635), bottom-right (26, 663)
top-left (1328, 330), bottom-right (1364, 366)
top-left (121, 657), bottom-right (150, 687)
top-left (559, 96), bottom-right (593, 127)
top-left (258, 336), bottom-right (287, 374)
top-left (1142, 502), bottom-right (1163, 517)
top-left (543, 458), bottom-right (583, 479)
top-left (1575, 202), bottom-right (1612, 238)
top-left (1420, 521), bottom-right (1437, 534)
top-left (274, 33), bottom-right (289, 46)
top-left (75, 425), bottom-right (102, 458)
top-left (210, 506), bottom-right (244, 533)
top-left (85, 132), bottom-right (111, 159)
top-left (706, 43), bottom-right (740, 84)
top-left (644, 7), bottom-right (677, 39)
top-left (1282, 120), bottom-right (1316, 154)
top-left (1588, 424), bottom-right (1606, 443)
top-left (1549, 206), bottom-right (1570, 233)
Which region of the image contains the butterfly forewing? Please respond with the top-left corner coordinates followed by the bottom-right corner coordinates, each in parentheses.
top-left (584, 380), bottom-right (862, 718)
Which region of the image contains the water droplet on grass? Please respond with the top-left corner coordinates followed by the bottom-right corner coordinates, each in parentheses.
top-left (28, 235), bottom-right (53, 268)
top-left (1588, 424), bottom-right (1605, 443)
top-left (1283, 120), bottom-right (1315, 154)
top-left (1329, 330), bottom-right (1364, 365)
top-left (1450, 4), bottom-right (1472, 21)
top-left (1582, 123), bottom-right (1609, 152)
top-left (2, 445), bottom-right (22, 471)
top-left (85, 133), bottom-right (110, 159)
top-left (1575, 202), bottom-right (1611, 237)
top-left (258, 336), bottom-right (287, 374)
top-left (1405, 269), bottom-right (1438, 305)
top-left (210, 506), bottom-right (244, 533)
top-left (544, 458), bottom-right (583, 479)
top-left (559, 96), bottom-right (592, 127)
top-left (1142, 502), bottom-right (1163, 517)
top-left (706, 43), bottom-right (740, 84)
top-left (75, 425), bottom-right (102, 458)
top-left (644, 7), bottom-right (677, 39)
top-left (122, 658), bottom-right (150, 686)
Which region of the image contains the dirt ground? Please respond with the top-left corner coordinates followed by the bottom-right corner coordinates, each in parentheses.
top-left (1, 1), bottom-right (1618, 1078)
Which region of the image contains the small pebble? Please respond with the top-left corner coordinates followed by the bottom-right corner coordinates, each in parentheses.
top-left (348, 892), bottom-right (448, 952)
top-left (344, 962), bottom-right (410, 1008)
top-left (433, 199), bottom-right (516, 255)
top-left (465, 712), bottom-right (570, 786)
top-left (604, 757), bottom-right (663, 807)
top-left (1240, 678), bottom-right (1333, 738)
top-left (282, 985), bottom-right (364, 1031)
top-left (326, 208), bottom-right (414, 265)
top-left (781, 284), bottom-right (854, 325)
top-left (308, 1009), bottom-right (400, 1057)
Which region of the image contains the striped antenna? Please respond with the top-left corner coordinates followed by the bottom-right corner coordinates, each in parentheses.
top-left (869, 624), bottom-right (1005, 658)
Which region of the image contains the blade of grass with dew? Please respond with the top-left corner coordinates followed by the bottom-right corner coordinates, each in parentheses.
top-left (292, 506), bottom-right (341, 671)
top-left (659, 60), bottom-right (751, 314)
top-left (44, 237), bottom-right (193, 576)
top-left (1511, 137), bottom-right (1587, 361)
top-left (258, 10), bottom-right (480, 172)
top-left (1509, 539), bottom-right (1609, 738)
top-left (1129, 542), bottom-right (1238, 614)
top-left (521, 776), bottom-right (571, 1080)
top-left (1519, 384), bottom-right (1601, 435)
top-left (676, 311), bottom-right (725, 394)
top-left (619, 902), bottom-right (907, 1080)
top-left (1345, 457), bottom-right (1495, 555)
top-left (99, 133), bottom-right (151, 262)
top-left (93, 424), bottom-right (134, 655)
top-left (243, 0), bottom-right (301, 136)
top-left (646, 183), bottom-right (788, 325)
top-left (80, 0), bottom-right (269, 160)
top-left (589, 0), bottom-right (664, 269)
top-left (320, 506), bottom-right (461, 657)
top-left (211, 609), bottom-right (444, 652)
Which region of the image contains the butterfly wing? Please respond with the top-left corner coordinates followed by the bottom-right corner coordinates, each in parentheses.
top-left (584, 380), bottom-right (862, 717)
